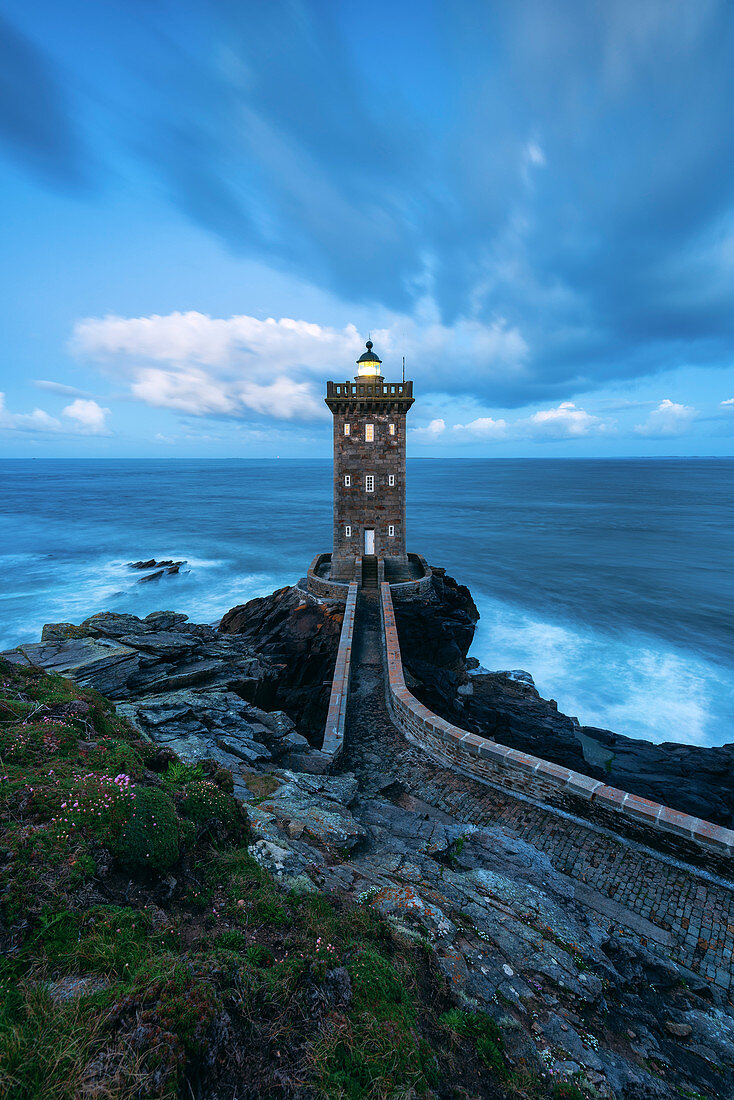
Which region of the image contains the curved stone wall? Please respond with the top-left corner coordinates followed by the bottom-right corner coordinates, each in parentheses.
top-left (306, 553), bottom-right (352, 600)
top-left (389, 553), bottom-right (433, 601)
top-left (307, 551), bottom-right (432, 601)
top-left (380, 582), bottom-right (734, 863)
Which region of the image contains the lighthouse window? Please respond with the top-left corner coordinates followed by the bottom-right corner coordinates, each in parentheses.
top-left (389, 423), bottom-right (395, 435)
top-left (344, 423), bottom-right (351, 436)
top-left (365, 424), bottom-right (374, 442)
top-left (345, 525), bottom-right (351, 537)
top-left (344, 475), bottom-right (351, 487)
top-left (365, 475), bottom-right (375, 493)
top-left (388, 525), bottom-right (395, 537)
top-left (388, 475), bottom-right (395, 486)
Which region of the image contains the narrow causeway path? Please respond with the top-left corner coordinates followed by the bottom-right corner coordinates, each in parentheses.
top-left (340, 590), bottom-right (734, 991)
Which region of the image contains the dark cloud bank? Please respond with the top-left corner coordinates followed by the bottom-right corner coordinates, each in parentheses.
top-left (2, 1), bottom-right (734, 406)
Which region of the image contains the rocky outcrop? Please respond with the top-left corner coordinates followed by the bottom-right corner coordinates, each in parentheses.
top-left (5, 649), bottom-right (732, 1100)
top-left (128, 558), bottom-right (187, 581)
top-left (394, 567), bottom-right (480, 708)
top-left (219, 584), bottom-right (346, 735)
top-left (3, 607), bottom-right (327, 793)
top-left (8, 565), bottom-right (734, 826)
top-left (394, 571), bottom-right (734, 829)
top-left (243, 765), bottom-right (734, 1100)
top-left (4, 577), bottom-right (734, 1097)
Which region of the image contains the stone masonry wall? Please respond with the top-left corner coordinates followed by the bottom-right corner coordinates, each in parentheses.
top-left (321, 581), bottom-right (358, 762)
top-left (306, 553), bottom-right (353, 599)
top-left (388, 554), bottom-right (434, 602)
top-left (330, 403), bottom-right (408, 573)
top-left (380, 582), bottom-right (734, 866)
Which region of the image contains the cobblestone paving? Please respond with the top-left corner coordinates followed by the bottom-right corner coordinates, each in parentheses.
top-left (342, 591), bottom-right (734, 991)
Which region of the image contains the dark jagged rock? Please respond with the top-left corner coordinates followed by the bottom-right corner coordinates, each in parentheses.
top-left (137, 569), bottom-right (164, 583)
top-left (395, 566), bottom-right (479, 711)
top-left (7, 567), bottom-right (734, 824)
top-left (129, 558), bottom-right (185, 570)
top-left (128, 559), bottom-right (186, 582)
top-left (2, 609), bottom-right (322, 795)
top-left (219, 584), bottom-right (345, 736)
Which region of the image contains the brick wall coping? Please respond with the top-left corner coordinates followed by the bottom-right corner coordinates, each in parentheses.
top-left (380, 582), bottom-right (734, 859)
top-left (321, 581), bottom-right (359, 762)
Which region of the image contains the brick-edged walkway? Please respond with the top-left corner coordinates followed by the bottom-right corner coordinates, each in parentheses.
top-left (341, 591), bottom-right (734, 991)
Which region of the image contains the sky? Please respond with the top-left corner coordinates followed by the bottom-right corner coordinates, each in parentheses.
top-left (1, 0), bottom-right (734, 458)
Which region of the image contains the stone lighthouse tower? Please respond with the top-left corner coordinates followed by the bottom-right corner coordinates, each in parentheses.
top-left (325, 339), bottom-right (414, 580)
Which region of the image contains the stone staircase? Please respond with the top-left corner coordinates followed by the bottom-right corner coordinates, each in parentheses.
top-left (362, 555), bottom-right (378, 589)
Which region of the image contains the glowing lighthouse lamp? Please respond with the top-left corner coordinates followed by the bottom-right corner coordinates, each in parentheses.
top-left (355, 339), bottom-right (383, 380)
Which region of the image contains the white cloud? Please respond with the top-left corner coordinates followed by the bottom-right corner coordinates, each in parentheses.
top-left (720, 398), bottom-right (734, 408)
top-left (62, 399), bottom-right (111, 434)
top-left (522, 401), bottom-right (606, 439)
top-left (0, 393), bottom-right (111, 437)
top-left (0, 393), bottom-right (62, 434)
top-left (453, 416), bottom-right (509, 439)
top-left (72, 312), bottom-right (361, 374)
top-left (427, 402), bottom-right (608, 444)
top-left (70, 306), bottom-right (529, 423)
top-left (634, 398), bottom-right (697, 437)
top-left (410, 417), bottom-right (446, 442)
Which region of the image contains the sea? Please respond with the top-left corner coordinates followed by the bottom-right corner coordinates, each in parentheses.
top-left (1, 458), bottom-right (732, 748)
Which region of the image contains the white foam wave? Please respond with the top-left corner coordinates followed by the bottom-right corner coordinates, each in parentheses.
top-left (471, 594), bottom-right (734, 747)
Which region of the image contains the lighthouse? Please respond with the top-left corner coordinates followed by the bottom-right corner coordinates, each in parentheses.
top-left (325, 339), bottom-right (414, 580)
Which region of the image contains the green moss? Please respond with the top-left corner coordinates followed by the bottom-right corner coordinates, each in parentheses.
top-left (250, 896), bottom-right (291, 928)
top-left (213, 929), bottom-right (247, 952)
top-left (180, 780), bottom-right (245, 839)
top-left (108, 786), bottom-right (180, 872)
top-left (439, 1008), bottom-right (508, 1079)
top-left (90, 738), bottom-right (145, 778)
top-left (128, 961), bottom-right (223, 1057)
top-left (350, 946), bottom-right (416, 1027)
top-left (212, 767), bottom-right (234, 793)
top-left (244, 944), bottom-right (274, 967)
top-left (552, 1084), bottom-right (586, 1100)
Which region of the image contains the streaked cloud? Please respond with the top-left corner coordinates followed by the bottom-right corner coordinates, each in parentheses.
top-left (1, 2), bottom-right (734, 453)
top-left (34, 380), bottom-right (93, 398)
top-left (0, 15), bottom-right (88, 188)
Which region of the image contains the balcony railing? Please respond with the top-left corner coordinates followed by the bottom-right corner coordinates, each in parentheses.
top-left (326, 380), bottom-right (413, 402)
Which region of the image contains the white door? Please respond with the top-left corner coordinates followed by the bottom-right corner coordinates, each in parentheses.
top-left (364, 529), bottom-right (375, 555)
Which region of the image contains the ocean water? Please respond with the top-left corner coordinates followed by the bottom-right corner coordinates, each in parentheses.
top-left (1, 458), bottom-right (732, 748)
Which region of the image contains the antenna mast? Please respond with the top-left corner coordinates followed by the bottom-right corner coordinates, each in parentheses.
top-left (402, 356), bottom-right (405, 382)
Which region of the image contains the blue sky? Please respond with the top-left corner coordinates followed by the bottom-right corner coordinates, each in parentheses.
top-left (1, 0), bottom-right (734, 458)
